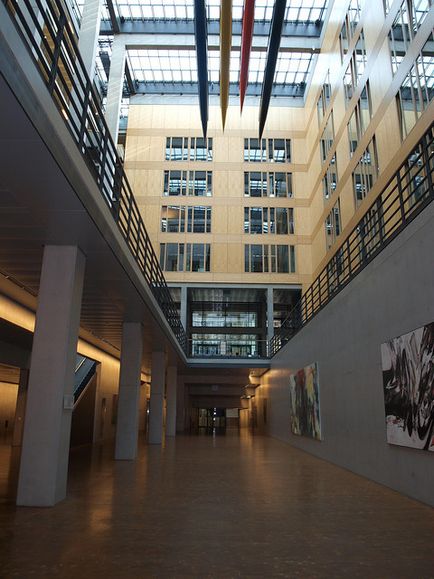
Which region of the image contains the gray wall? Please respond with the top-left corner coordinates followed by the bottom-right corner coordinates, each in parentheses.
top-left (264, 202), bottom-right (434, 506)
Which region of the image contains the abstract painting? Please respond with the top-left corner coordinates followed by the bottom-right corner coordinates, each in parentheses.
top-left (289, 363), bottom-right (322, 440)
top-left (381, 321), bottom-right (434, 452)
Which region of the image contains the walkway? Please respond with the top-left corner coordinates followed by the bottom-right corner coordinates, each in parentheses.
top-left (0, 433), bottom-right (433, 578)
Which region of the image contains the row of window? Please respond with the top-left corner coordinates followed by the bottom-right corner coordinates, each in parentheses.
top-left (165, 137), bottom-right (292, 163)
top-left (159, 243), bottom-right (296, 273)
top-left (163, 170), bottom-right (294, 197)
top-left (160, 205), bottom-right (296, 235)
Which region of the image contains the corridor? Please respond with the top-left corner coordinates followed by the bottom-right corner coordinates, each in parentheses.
top-left (0, 434), bottom-right (433, 578)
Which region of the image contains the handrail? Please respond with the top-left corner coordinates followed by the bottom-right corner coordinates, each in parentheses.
top-left (3, 0), bottom-right (187, 353)
top-left (270, 122), bottom-right (434, 356)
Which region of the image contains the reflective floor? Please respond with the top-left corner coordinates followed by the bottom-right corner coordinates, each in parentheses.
top-left (0, 432), bottom-right (433, 578)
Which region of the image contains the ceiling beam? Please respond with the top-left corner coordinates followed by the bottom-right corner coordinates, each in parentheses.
top-left (100, 19), bottom-right (323, 39)
top-left (132, 81), bottom-right (307, 98)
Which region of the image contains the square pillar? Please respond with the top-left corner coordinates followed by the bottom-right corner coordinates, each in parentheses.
top-left (115, 322), bottom-right (144, 460)
top-left (165, 365), bottom-right (177, 437)
top-left (16, 246), bottom-right (85, 506)
top-left (78, 0), bottom-right (104, 80)
top-left (149, 351), bottom-right (165, 444)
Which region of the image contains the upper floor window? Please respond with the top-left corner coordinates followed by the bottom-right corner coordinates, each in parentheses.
top-left (244, 138), bottom-right (291, 163)
top-left (325, 199), bottom-right (342, 250)
top-left (347, 82), bottom-right (372, 156)
top-left (244, 244), bottom-right (296, 273)
top-left (244, 172), bottom-right (293, 197)
top-left (343, 29), bottom-right (367, 106)
top-left (244, 207), bottom-right (294, 234)
top-left (339, 0), bottom-right (365, 63)
top-left (317, 70), bottom-right (332, 126)
top-left (161, 205), bottom-right (211, 233)
top-left (165, 137), bottom-right (213, 161)
top-left (323, 154), bottom-right (338, 200)
top-left (164, 170), bottom-right (212, 196)
top-left (320, 110), bottom-right (335, 161)
top-left (396, 33), bottom-right (434, 139)
top-left (160, 243), bottom-right (211, 272)
top-left (352, 136), bottom-right (379, 206)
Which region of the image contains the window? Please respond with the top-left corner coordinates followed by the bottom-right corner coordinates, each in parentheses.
top-left (186, 243), bottom-right (211, 272)
top-left (166, 137), bottom-right (188, 161)
top-left (164, 170), bottom-right (212, 196)
top-left (161, 205), bottom-right (186, 232)
top-left (244, 138), bottom-right (291, 162)
top-left (244, 138), bottom-right (266, 162)
top-left (244, 207), bottom-right (294, 234)
top-left (187, 206), bottom-right (212, 233)
top-left (161, 205), bottom-right (211, 233)
top-left (322, 154), bottom-right (338, 200)
top-left (160, 243), bottom-right (210, 271)
top-left (339, 0), bottom-right (364, 63)
top-left (343, 30), bottom-right (367, 106)
top-left (269, 172), bottom-right (293, 197)
top-left (402, 143), bottom-right (431, 208)
top-left (317, 70), bottom-right (331, 126)
top-left (347, 82), bottom-right (373, 156)
top-left (163, 170), bottom-right (188, 196)
top-left (325, 200), bottom-right (342, 250)
top-left (353, 137), bottom-right (379, 206)
top-left (244, 172), bottom-right (293, 197)
top-left (396, 34), bottom-right (434, 139)
top-left (190, 137), bottom-right (213, 161)
top-left (165, 137), bottom-right (212, 161)
top-left (388, 2), bottom-right (412, 75)
top-left (244, 245), bottom-right (295, 273)
top-left (160, 243), bottom-right (185, 272)
top-left (269, 139), bottom-right (291, 163)
top-left (244, 172), bottom-right (268, 197)
top-left (320, 110), bottom-right (335, 161)
top-left (188, 171), bottom-right (212, 196)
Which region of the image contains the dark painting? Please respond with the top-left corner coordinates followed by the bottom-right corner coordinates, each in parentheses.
top-left (381, 321), bottom-right (434, 451)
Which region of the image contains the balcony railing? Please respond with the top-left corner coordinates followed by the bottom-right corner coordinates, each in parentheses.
top-left (3, 0), bottom-right (187, 352)
top-left (270, 122), bottom-right (434, 356)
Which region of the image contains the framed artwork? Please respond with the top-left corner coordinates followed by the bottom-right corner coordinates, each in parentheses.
top-left (289, 362), bottom-right (322, 440)
top-left (381, 321), bottom-right (434, 451)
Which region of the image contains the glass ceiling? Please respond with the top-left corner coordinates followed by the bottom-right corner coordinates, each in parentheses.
top-left (96, 0), bottom-right (328, 24)
top-left (77, 0), bottom-right (329, 101)
top-left (126, 49), bottom-right (313, 86)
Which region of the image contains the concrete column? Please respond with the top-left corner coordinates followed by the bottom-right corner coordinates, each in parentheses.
top-left (105, 35), bottom-right (126, 142)
top-left (12, 368), bottom-right (29, 447)
top-left (165, 366), bottom-right (177, 437)
top-left (115, 322), bottom-right (144, 460)
top-left (149, 351), bottom-right (165, 444)
top-left (78, 0), bottom-right (104, 81)
top-left (267, 287), bottom-right (274, 343)
top-left (17, 246), bottom-right (85, 507)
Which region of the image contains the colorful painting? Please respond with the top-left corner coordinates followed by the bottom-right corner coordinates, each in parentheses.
top-left (381, 322), bottom-right (434, 452)
top-left (289, 363), bottom-right (322, 440)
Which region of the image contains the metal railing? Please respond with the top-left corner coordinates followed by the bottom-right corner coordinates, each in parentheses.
top-left (3, 0), bottom-right (187, 352)
top-left (270, 123), bottom-right (434, 356)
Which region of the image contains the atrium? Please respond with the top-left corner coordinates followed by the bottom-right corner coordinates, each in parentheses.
top-left (0, 0), bottom-right (433, 575)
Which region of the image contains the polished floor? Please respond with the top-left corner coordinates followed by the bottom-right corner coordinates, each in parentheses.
top-left (0, 432), bottom-right (433, 578)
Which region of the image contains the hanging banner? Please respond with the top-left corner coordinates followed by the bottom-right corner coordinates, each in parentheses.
top-left (259, 0), bottom-right (287, 138)
top-left (195, 0), bottom-right (209, 137)
top-left (240, 0), bottom-right (255, 112)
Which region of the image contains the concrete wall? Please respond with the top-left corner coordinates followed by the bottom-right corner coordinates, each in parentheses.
top-left (260, 201), bottom-right (434, 506)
